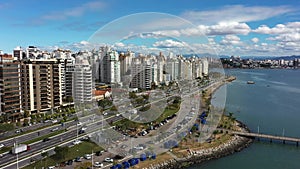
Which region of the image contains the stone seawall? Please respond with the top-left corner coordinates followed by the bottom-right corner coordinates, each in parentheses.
top-left (143, 121), bottom-right (253, 169)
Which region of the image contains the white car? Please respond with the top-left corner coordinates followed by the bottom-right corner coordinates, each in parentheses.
top-left (134, 146), bottom-right (144, 150)
top-left (94, 162), bottom-right (104, 168)
top-left (84, 154), bottom-right (92, 160)
top-left (73, 140), bottom-right (81, 145)
top-left (104, 158), bottom-right (113, 163)
top-left (77, 122), bottom-right (82, 126)
top-left (0, 144), bottom-right (4, 149)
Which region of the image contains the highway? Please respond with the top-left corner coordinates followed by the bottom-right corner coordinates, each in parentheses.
top-left (1, 78), bottom-right (222, 169)
top-left (0, 114), bottom-right (95, 148)
top-left (0, 113), bottom-right (124, 169)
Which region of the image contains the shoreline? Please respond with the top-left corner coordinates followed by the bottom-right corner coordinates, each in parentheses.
top-left (141, 121), bottom-right (253, 169)
top-left (141, 76), bottom-right (253, 169)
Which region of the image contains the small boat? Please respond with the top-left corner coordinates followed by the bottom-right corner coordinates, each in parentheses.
top-left (247, 81), bottom-right (255, 84)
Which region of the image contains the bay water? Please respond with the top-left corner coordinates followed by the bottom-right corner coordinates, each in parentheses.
top-left (188, 69), bottom-right (300, 169)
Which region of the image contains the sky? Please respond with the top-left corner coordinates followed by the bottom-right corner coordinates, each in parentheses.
top-left (0, 0), bottom-right (300, 56)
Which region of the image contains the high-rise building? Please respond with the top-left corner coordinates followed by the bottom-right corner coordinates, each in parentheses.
top-left (13, 46), bottom-right (24, 60)
top-left (120, 50), bottom-right (134, 79)
top-left (130, 58), bottom-right (151, 89)
top-left (202, 58), bottom-right (209, 76)
top-left (52, 49), bottom-right (74, 101)
top-left (99, 47), bottom-right (121, 84)
top-left (73, 58), bottom-right (93, 103)
top-left (21, 59), bottom-right (61, 114)
top-left (0, 54), bottom-right (22, 122)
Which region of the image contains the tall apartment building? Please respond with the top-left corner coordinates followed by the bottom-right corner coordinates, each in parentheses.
top-left (73, 58), bottom-right (93, 103)
top-left (99, 48), bottom-right (121, 84)
top-left (52, 49), bottom-right (74, 101)
top-left (0, 54), bottom-right (22, 122)
top-left (130, 58), bottom-right (151, 89)
top-left (120, 51), bottom-right (134, 77)
top-left (21, 59), bottom-right (61, 114)
top-left (165, 58), bottom-right (179, 81)
top-left (202, 58), bottom-right (209, 76)
top-left (13, 46), bottom-right (24, 60)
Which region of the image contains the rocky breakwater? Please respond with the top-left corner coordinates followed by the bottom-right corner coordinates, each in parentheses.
top-left (143, 121), bottom-right (253, 169)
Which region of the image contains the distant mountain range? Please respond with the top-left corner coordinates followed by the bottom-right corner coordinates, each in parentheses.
top-left (117, 50), bottom-right (300, 61)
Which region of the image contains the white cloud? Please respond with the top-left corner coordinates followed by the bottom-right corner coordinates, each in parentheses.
top-left (181, 5), bottom-right (294, 24)
top-left (251, 37), bottom-right (259, 43)
top-left (220, 35), bottom-right (241, 45)
top-left (254, 22), bottom-right (300, 44)
top-left (41, 1), bottom-right (106, 20)
top-left (153, 39), bottom-right (188, 48)
top-left (114, 42), bottom-right (125, 47)
top-left (150, 22), bottom-right (251, 38)
top-left (206, 22), bottom-right (251, 35)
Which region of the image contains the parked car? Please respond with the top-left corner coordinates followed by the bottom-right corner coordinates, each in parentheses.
top-left (67, 160), bottom-right (73, 165)
top-left (94, 162), bottom-right (103, 168)
top-left (104, 158), bottom-right (113, 163)
top-left (75, 157), bottom-right (82, 162)
top-left (84, 154), bottom-right (92, 160)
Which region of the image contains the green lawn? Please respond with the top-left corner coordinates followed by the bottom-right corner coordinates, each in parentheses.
top-left (114, 102), bottom-right (180, 131)
top-left (23, 140), bottom-right (104, 169)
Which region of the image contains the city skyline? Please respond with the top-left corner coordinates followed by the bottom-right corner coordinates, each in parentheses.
top-left (0, 0), bottom-right (300, 56)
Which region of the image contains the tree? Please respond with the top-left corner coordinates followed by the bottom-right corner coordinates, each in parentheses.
top-left (129, 92), bottom-right (137, 99)
top-left (98, 99), bottom-right (112, 112)
top-left (54, 146), bottom-right (69, 161)
top-left (24, 110), bottom-right (30, 118)
top-left (23, 119), bottom-right (29, 126)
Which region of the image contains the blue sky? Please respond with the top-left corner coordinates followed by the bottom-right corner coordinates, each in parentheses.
top-left (0, 0), bottom-right (300, 56)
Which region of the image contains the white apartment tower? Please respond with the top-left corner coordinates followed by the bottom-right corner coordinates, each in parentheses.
top-left (99, 48), bottom-right (121, 84)
top-left (130, 58), bottom-right (152, 89)
top-left (73, 58), bottom-right (93, 103)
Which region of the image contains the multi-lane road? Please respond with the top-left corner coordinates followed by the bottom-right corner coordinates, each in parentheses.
top-left (0, 79), bottom-right (222, 169)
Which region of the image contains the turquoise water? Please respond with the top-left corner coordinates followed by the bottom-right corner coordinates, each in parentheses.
top-left (189, 69), bottom-right (300, 169)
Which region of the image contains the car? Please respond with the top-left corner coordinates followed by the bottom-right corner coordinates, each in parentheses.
top-left (95, 151), bottom-right (102, 156)
top-left (52, 120), bottom-right (58, 123)
top-left (77, 122), bottom-right (82, 126)
top-left (0, 144), bottom-right (4, 149)
top-left (73, 140), bottom-right (81, 145)
top-left (134, 146), bottom-right (144, 150)
top-left (15, 129), bottom-right (21, 134)
top-left (104, 158), bottom-right (113, 163)
top-left (51, 128), bottom-right (58, 132)
top-left (48, 166), bottom-right (55, 169)
top-left (94, 162), bottom-right (103, 168)
top-left (84, 154), bottom-right (92, 160)
top-left (43, 138), bottom-right (51, 142)
top-left (75, 157), bottom-right (82, 162)
top-left (67, 160), bottom-right (73, 165)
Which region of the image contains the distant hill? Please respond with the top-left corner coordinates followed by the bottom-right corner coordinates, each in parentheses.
top-left (220, 55), bottom-right (300, 60)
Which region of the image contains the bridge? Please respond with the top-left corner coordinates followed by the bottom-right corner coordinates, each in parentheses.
top-left (232, 131), bottom-right (300, 146)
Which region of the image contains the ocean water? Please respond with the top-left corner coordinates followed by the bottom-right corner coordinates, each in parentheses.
top-left (188, 69), bottom-right (300, 169)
